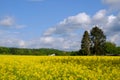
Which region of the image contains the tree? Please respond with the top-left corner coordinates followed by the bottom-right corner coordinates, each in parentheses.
top-left (115, 47), bottom-right (120, 54)
top-left (90, 26), bottom-right (106, 55)
top-left (104, 42), bottom-right (120, 55)
top-left (104, 42), bottom-right (116, 54)
top-left (80, 31), bottom-right (91, 55)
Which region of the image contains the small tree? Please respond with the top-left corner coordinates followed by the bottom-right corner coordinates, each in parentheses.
top-left (90, 26), bottom-right (106, 55)
top-left (80, 31), bottom-right (91, 55)
top-left (104, 42), bottom-right (116, 54)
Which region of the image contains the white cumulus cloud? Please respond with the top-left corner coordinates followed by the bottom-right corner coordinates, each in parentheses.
top-left (42, 9), bottom-right (120, 50)
top-left (1, 9), bottom-right (120, 51)
top-left (44, 12), bottom-right (91, 36)
top-left (93, 9), bottom-right (106, 20)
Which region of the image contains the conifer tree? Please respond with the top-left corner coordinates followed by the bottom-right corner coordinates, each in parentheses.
top-left (81, 31), bottom-right (91, 55)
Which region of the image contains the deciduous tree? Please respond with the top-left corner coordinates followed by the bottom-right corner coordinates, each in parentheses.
top-left (90, 26), bottom-right (106, 55)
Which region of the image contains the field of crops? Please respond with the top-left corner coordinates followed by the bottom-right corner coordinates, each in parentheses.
top-left (0, 56), bottom-right (120, 80)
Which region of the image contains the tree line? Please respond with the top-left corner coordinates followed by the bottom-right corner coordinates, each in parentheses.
top-left (0, 47), bottom-right (70, 56)
top-left (0, 26), bottom-right (120, 56)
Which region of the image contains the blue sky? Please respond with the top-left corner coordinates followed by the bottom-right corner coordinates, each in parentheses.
top-left (0, 0), bottom-right (120, 51)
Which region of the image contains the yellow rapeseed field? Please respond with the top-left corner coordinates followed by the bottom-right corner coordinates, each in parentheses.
top-left (0, 55), bottom-right (120, 80)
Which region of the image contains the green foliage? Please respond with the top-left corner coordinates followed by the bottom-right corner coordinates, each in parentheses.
top-left (104, 42), bottom-right (116, 54)
top-left (81, 31), bottom-right (91, 55)
top-left (104, 42), bottom-right (120, 55)
top-left (79, 26), bottom-right (108, 56)
top-left (90, 26), bottom-right (106, 55)
top-left (70, 51), bottom-right (79, 56)
top-left (0, 47), bottom-right (71, 56)
top-left (115, 47), bottom-right (120, 54)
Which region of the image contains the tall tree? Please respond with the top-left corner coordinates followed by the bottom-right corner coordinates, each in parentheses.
top-left (90, 26), bottom-right (106, 55)
top-left (81, 31), bottom-right (91, 55)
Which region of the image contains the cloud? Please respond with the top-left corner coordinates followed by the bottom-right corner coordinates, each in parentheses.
top-left (0, 38), bottom-right (26, 48)
top-left (102, 0), bottom-right (120, 5)
top-left (25, 35), bottom-right (80, 51)
top-left (42, 13), bottom-right (92, 50)
top-left (19, 40), bottom-right (26, 48)
top-left (0, 16), bottom-right (26, 29)
top-left (1, 9), bottom-right (120, 51)
top-left (93, 10), bottom-right (106, 20)
top-left (104, 13), bottom-right (120, 46)
top-left (0, 16), bottom-right (15, 27)
top-left (60, 13), bottom-right (91, 25)
top-left (109, 33), bottom-right (120, 43)
top-left (42, 9), bottom-right (120, 50)
top-left (0, 29), bottom-right (25, 48)
top-left (44, 13), bottom-right (91, 36)
top-left (102, 0), bottom-right (120, 10)
top-left (0, 10), bottom-right (120, 51)
top-left (92, 9), bottom-right (108, 27)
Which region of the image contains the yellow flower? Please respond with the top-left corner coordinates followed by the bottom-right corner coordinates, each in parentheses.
top-left (0, 56), bottom-right (119, 80)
